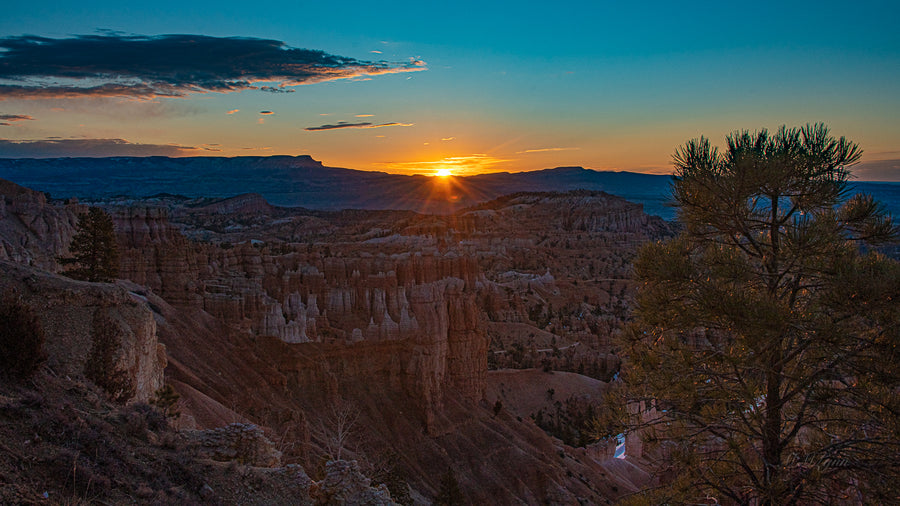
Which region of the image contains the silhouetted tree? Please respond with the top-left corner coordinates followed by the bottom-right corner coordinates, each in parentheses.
top-left (60, 206), bottom-right (119, 282)
top-left (616, 124), bottom-right (900, 504)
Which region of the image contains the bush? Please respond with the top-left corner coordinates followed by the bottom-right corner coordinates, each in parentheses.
top-left (0, 294), bottom-right (47, 380)
top-left (85, 313), bottom-right (135, 402)
top-left (150, 384), bottom-right (181, 420)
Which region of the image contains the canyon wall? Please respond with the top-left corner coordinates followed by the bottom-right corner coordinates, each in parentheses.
top-left (112, 206), bottom-right (489, 429)
top-left (0, 179), bottom-right (81, 270)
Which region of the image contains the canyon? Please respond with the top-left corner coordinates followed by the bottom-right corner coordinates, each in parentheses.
top-left (0, 174), bottom-right (674, 504)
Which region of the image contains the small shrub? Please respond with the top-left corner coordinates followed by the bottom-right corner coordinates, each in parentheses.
top-left (150, 384), bottom-right (181, 420)
top-left (85, 313), bottom-right (135, 402)
top-left (0, 294), bottom-right (47, 380)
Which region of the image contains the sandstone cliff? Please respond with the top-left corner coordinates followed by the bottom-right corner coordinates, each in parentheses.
top-left (0, 178), bottom-right (82, 270)
top-left (0, 260), bottom-right (165, 403)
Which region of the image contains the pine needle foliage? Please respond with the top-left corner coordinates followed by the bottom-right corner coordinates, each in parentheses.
top-left (60, 206), bottom-right (119, 282)
top-left (618, 124), bottom-right (900, 504)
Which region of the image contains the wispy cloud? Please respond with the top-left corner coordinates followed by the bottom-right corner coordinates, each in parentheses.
top-left (441, 137), bottom-right (455, 141)
top-left (226, 109), bottom-right (239, 114)
top-left (304, 121), bottom-right (413, 131)
top-left (356, 114), bottom-right (374, 117)
top-left (0, 34), bottom-right (427, 100)
top-left (0, 137), bottom-right (197, 157)
top-left (0, 113), bottom-right (35, 126)
top-left (515, 147), bottom-right (580, 154)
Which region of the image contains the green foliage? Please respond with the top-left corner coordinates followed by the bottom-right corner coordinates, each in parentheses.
top-left (0, 294), bottom-right (47, 380)
top-left (85, 313), bottom-right (135, 403)
top-left (619, 124), bottom-right (900, 504)
top-left (60, 206), bottom-right (119, 282)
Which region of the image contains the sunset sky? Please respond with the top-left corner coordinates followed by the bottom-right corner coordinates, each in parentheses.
top-left (1, 1), bottom-right (898, 180)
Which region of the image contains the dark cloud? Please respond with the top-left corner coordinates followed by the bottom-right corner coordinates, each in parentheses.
top-left (305, 121), bottom-right (413, 131)
top-left (259, 86), bottom-right (295, 93)
top-left (259, 110), bottom-right (274, 115)
top-left (0, 34), bottom-right (426, 100)
top-left (0, 138), bottom-right (197, 157)
top-left (0, 114), bottom-right (35, 122)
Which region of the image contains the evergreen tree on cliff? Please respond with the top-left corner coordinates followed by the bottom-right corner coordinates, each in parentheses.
top-left (60, 207), bottom-right (119, 282)
top-left (618, 124), bottom-right (900, 504)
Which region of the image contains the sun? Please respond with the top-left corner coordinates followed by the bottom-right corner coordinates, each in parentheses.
top-left (436, 168), bottom-right (453, 177)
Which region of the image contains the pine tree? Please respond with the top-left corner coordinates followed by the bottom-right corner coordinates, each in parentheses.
top-left (616, 124), bottom-right (900, 504)
top-left (60, 206), bottom-right (119, 282)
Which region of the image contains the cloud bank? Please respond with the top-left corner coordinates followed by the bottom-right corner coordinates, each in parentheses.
top-left (305, 121), bottom-right (413, 131)
top-left (0, 34), bottom-right (426, 100)
top-left (0, 138), bottom-right (196, 157)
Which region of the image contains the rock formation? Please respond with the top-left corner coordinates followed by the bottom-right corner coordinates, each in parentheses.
top-left (0, 178), bottom-right (81, 270)
top-left (0, 260), bottom-right (165, 403)
top-left (0, 177), bottom-right (676, 503)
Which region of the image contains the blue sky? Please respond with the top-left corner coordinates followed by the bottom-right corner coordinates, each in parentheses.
top-left (1, 0), bottom-right (898, 179)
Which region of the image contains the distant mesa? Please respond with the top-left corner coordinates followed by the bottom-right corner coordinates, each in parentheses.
top-left (0, 156), bottom-right (678, 219)
top-left (2, 156), bottom-right (896, 222)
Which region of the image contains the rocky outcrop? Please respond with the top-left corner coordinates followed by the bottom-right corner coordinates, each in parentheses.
top-left (185, 423), bottom-right (282, 467)
top-left (312, 460), bottom-right (396, 505)
top-left (0, 178), bottom-right (82, 270)
top-left (113, 206), bottom-right (206, 305)
top-left (0, 260), bottom-right (165, 403)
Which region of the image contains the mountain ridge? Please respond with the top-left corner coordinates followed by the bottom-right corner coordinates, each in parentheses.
top-left (2, 155), bottom-right (897, 221)
top-left (0, 155), bottom-right (676, 218)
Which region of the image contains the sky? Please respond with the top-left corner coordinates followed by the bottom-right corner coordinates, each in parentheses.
top-left (1, 1), bottom-right (899, 180)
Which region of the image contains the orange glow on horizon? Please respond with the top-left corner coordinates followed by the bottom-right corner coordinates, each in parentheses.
top-left (377, 153), bottom-right (513, 176)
